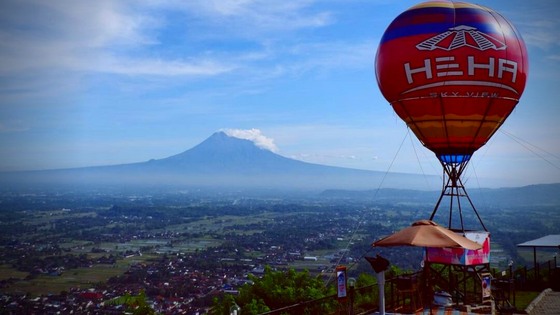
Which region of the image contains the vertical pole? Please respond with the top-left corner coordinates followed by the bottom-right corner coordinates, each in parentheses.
top-left (533, 247), bottom-right (538, 280)
top-left (431, 159), bottom-right (488, 232)
top-left (348, 277), bottom-right (356, 315)
top-left (377, 271), bottom-right (386, 315)
top-left (448, 187), bottom-right (454, 229)
top-left (447, 164), bottom-right (454, 229)
top-left (423, 261), bottom-right (430, 309)
top-left (510, 263), bottom-right (516, 307)
top-left (463, 267), bottom-right (467, 305)
top-left (349, 287), bottom-right (354, 315)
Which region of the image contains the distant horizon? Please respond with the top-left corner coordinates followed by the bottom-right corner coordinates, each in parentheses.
top-left (1, 1), bottom-right (559, 188)
top-left (1, 130), bottom-right (558, 191)
top-left (1, 130), bottom-right (412, 172)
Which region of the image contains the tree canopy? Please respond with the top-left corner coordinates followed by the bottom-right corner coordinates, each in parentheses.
top-left (212, 266), bottom-right (335, 315)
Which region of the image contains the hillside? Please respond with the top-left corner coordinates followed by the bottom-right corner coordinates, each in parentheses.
top-left (0, 132), bottom-right (439, 192)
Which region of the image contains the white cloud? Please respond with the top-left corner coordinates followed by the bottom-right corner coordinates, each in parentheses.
top-left (97, 56), bottom-right (235, 76)
top-left (222, 128), bottom-right (279, 152)
top-left (283, 40), bottom-right (377, 74)
top-left (0, 0), bottom-right (372, 88)
top-left (510, 6), bottom-right (560, 52)
top-left (0, 1), bottom-right (235, 77)
top-left (174, 0), bottom-right (333, 33)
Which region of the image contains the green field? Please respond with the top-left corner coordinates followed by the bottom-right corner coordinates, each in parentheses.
top-left (1, 255), bottom-right (156, 297)
top-left (0, 210), bottom-right (282, 296)
top-left (514, 290), bottom-right (541, 311)
top-left (0, 264), bottom-right (29, 281)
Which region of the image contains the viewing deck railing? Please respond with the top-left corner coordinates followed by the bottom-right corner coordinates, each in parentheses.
top-left (253, 258), bottom-right (559, 315)
top-left (258, 272), bottom-right (421, 315)
top-left (505, 256), bottom-right (559, 291)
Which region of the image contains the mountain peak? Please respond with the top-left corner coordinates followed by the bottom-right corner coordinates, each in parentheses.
top-left (219, 129), bottom-right (279, 152)
top-left (191, 131), bottom-right (267, 154)
top-left (159, 131), bottom-right (282, 171)
top-left (201, 131), bottom-right (244, 146)
top-left (189, 131), bottom-right (265, 151)
top-left (0, 131), bottom-right (441, 192)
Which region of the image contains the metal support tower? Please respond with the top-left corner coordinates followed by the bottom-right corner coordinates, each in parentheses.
top-left (429, 159), bottom-right (487, 232)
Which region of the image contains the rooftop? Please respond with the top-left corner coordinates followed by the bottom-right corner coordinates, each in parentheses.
top-left (518, 235), bottom-right (560, 248)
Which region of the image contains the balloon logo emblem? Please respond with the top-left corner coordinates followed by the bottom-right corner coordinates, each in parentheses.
top-left (375, 1), bottom-right (528, 232)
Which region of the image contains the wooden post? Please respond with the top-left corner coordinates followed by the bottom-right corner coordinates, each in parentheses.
top-left (533, 247), bottom-right (538, 280)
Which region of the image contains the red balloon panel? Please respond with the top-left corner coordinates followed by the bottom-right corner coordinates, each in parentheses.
top-left (393, 97), bottom-right (517, 155)
top-left (376, 1), bottom-right (528, 158)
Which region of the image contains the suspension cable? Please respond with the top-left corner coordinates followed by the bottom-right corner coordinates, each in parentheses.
top-left (408, 128), bottom-right (437, 191)
top-left (499, 129), bottom-right (560, 170)
top-left (325, 129), bottom-right (410, 287)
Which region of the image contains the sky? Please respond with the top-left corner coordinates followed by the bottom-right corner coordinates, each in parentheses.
top-left (0, 0), bottom-right (559, 188)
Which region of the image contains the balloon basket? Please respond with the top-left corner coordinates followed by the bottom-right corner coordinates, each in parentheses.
top-left (424, 231), bottom-right (490, 265)
top-left (423, 245), bottom-right (493, 307)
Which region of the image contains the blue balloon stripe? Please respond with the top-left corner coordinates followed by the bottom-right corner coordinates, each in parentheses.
top-left (380, 6), bottom-right (498, 44)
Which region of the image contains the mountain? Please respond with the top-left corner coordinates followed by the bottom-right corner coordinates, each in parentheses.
top-left (1, 131), bottom-right (440, 192)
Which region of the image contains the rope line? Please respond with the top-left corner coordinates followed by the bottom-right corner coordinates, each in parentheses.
top-left (499, 129), bottom-right (560, 170)
top-left (324, 128), bottom-right (558, 287)
top-left (324, 130), bottom-right (409, 287)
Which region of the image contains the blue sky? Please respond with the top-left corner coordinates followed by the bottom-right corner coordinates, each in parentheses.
top-left (0, 0), bottom-right (559, 188)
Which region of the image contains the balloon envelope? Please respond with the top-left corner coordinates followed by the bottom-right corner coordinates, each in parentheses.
top-left (375, 1), bottom-right (528, 163)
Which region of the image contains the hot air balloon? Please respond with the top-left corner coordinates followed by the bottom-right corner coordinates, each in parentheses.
top-left (375, 0), bottom-right (528, 232)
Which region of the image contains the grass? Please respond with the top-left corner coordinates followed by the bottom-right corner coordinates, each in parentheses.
top-left (0, 264), bottom-right (29, 280)
top-left (0, 211), bottom-right (278, 297)
top-left (2, 266), bottom-right (118, 296)
top-left (2, 254), bottom-right (157, 297)
top-left (513, 290), bottom-right (541, 311)
top-left (4, 266), bottom-right (123, 296)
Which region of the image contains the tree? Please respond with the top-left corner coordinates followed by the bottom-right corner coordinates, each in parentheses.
top-left (213, 266), bottom-right (335, 315)
top-left (353, 273), bottom-right (378, 312)
top-left (107, 290), bottom-right (156, 315)
top-left (212, 294), bottom-right (246, 315)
